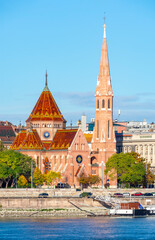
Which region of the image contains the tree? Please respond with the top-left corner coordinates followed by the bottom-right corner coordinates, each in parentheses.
top-left (45, 171), bottom-right (61, 185)
top-left (0, 150), bottom-right (35, 187)
top-left (105, 152), bottom-right (146, 187)
top-left (0, 141), bottom-right (6, 152)
top-left (88, 175), bottom-right (101, 185)
top-left (146, 163), bottom-right (155, 186)
top-left (17, 175), bottom-right (28, 188)
top-left (33, 167), bottom-right (45, 186)
top-left (79, 174), bottom-right (101, 188)
top-left (0, 162), bottom-right (14, 187)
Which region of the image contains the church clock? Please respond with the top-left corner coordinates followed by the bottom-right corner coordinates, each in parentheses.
top-left (44, 131), bottom-right (50, 138)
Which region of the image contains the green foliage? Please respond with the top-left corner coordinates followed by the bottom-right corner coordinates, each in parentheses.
top-left (44, 171), bottom-right (61, 185)
top-left (17, 175), bottom-right (28, 188)
top-left (33, 167), bottom-right (45, 186)
top-left (0, 150), bottom-right (35, 187)
top-left (105, 152), bottom-right (146, 186)
top-left (0, 141), bottom-right (6, 152)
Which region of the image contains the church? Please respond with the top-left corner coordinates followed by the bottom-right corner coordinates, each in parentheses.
top-left (11, 24), bottom-right (117, 188)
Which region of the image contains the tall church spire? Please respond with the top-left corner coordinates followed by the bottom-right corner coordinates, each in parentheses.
top-left (97, 23), bottom-right (112, 96)
top-left (91, 23), bottom-right (116, 187)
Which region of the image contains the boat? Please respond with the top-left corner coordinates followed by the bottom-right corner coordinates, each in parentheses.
top-left (109, 202), bottom-right (148, 217)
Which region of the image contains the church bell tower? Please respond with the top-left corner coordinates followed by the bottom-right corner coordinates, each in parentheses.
top-left (91, 23), bottom-right (116, 188)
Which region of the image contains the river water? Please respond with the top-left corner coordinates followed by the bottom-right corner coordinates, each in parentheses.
top-left (0, 217), bottom-right (155, 239)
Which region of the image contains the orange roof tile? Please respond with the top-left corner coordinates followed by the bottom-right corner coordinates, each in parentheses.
top-left (50, 129), bottom-right (78, 150)
top-left (84, 133), bottom-right (93, 143)
top-left (11, 130), bottom-right (27, 150)
top-left (42, 141), bottom-right (52, 150)
top-left (21, 129), bottom-right (43, 150)
top-left (26, 89), bottom-right (66, 122)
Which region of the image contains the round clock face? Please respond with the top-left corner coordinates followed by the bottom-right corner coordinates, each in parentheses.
top-left (76, 155), bottom-right (83, 164)
top-left (44, 131), bottom-right (50, 138)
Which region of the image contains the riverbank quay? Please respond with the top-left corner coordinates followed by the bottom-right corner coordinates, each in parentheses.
top-left (0, 188), bottom-right (155, 218)
top-left (0, 197), bottom-right (109, 218)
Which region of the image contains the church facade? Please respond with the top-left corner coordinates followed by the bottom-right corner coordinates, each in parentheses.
top-left (11, 24), bottom-right (117, 188)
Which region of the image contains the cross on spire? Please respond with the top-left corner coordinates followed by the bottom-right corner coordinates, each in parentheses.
top-left (43, 70), bottom-right (50, 91)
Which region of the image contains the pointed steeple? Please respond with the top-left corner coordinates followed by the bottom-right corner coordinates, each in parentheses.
top-left (43, 70), bottom-right (50, 91)
top-left (96, 23), bottom-right (113, 96)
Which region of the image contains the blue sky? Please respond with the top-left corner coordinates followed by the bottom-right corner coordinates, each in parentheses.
top-left (1, 0), bottom-right (155, 125)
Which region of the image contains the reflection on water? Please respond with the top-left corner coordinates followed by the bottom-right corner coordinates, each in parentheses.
top-left (0, 217), bottom-right (155, 239)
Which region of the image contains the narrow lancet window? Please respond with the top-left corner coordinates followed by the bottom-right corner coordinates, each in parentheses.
top-left (97, 99), bottom-right (99, 109)
top-left (108, 99), bottom-right (110, 109)
top-left (102, 99), bottom-right (105, 108)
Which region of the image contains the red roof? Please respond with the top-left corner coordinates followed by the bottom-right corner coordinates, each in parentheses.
top-left (26, 89), bottom-right (66, 122)
top-left (42, 141), bottom-right (52, 150)
top-left (11, 130), bottom-right (27, 150)
top-left (0, 125), bottom-right (15, 136)
top-left (11, 129), bottom-right (78, 151)
top-left (21, 129), bottom-right (43, 150)
top-left (50, 129), bottom-right (78, 150)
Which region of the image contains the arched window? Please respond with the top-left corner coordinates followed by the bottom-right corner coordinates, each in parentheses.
top-left (102, 99), bottom-right (105, 108)
top-left (97, 99), bottom-right (99, 109)
top-left (108, 99), bottom-right (110, 109)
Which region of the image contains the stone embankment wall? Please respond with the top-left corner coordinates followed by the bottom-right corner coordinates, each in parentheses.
top-left (0, 188), bottom-right (154, 198)
top-left (0, 188), bottom-right (155, 210)
top-left (0, 197), bottom-right (102, 209)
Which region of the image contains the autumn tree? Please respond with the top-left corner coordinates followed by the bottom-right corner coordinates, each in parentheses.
top-left (33, 167), bottom-right (45, 186)
top-left (79, 174), bottom-right (101, 188)
top-left (88, 175), bottom-right (101, 185)
top-left (45, 171), bottom-right (61, 185)
top-left (145, 163), bottom-right (155, 186)
top-left (105, 152), bottom-right (146, 187)
top-left (17, 175), bottom-right (28, 188)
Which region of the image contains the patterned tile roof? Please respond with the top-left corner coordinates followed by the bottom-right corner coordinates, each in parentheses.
top-left (26, 89), bottom-right (66, 122)
top-left (21, 129), bottom-right (43, 150)
top-left (50, 129), bottom-right (78, 150)
top-left (42, 141), bottom-right (52, 150)
top-left (11, 130), bottom-right (27, 150)
top-left (11, 129), bottom-right (78, 151)
top-left (84, 133), bottom-right (93, 143)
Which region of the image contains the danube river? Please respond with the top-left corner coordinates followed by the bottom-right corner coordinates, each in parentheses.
top-left (0, 217), bottom-right (155, 239)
